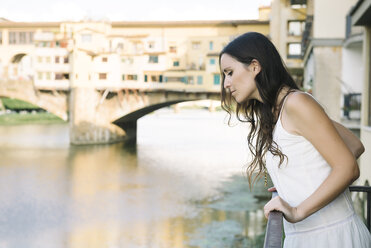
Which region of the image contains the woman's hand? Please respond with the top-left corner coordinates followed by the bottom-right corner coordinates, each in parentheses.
top-left (267, 187), bottom-right (276, 192)
top-left (264, 196), bottom-right (304, 223)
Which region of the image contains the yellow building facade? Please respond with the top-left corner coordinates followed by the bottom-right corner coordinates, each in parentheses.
top-left (0, 18), bottom-right (270, 91)
top-left (270, 0), bottom-right (306, 87)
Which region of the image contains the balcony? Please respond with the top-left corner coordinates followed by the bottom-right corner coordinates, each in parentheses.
top-left (345, 13), bottom-right (364, 42)
top-left (343, 93), bottom-right (361, 120)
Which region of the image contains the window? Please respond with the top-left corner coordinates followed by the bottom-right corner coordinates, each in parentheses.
top-left (169, 46), bottom-right (177, 53)
top-left (173, 60), bottom-right (179, 67)
top-left (9, 32), bottom-right (16, 44)
top-left (55, 73), bottom-right (69, 80)
top-left (213, 74), bottom-right (220, 85)
top-left (63, 73), bottom-right (69, 80)
top-left (287, 43), bottom-right (301, 58)
top-left (151, 75), bottom-right (157, 82)
top-left (187, 76), bottom-right (194, 84)
top-left (45, 57), bottom-right (51, 63)
top-left (29, 32), bottom-right (34, 43)
top-left (117, 42), bottom-right (124, 51)
top-left (55, 56), bottom-right (60, 63)
top-left (288, 21), bottom-right (305, 36)
top-left (166, 77), bottom-right (183, 82)
top-left (133, 42), bottom-right (141, 54)
top-left (209, 41), bottom-right (214, 50)
top-left (81, 34), bottom-right (92, 43)
top-left (102, 57), bottom-right (108, 62)
top-left (64, 56), bottom-right (69, 63)
top-left (149, 55), bottom-right (158, 63)
top-left (125, 57), bottom-right (134, 64)
top-left (290, 0), bottom-right (306, 8)
top-left (99, 73), bottom-right (107, 80)
top-left (55, 73), bottom-right (63, 80)
top-left (8, 31), bottom-right (33, 45)
top-left (46, 72), bottom-right (51, 80)
top-left (148, 41), bottom-right (155, 49)
top-left (19, 32), bottom-right (26, 44)
top-left (192, 42), bottom-right (201, 49)
top-left (197, 75), bottom-right (203, 85)
top-left (0, 31), bottom-right (3, 45)
top-left (127, 74), bottom-right (138, 80)
top-left (122, 74), bottom-right (125, 80)
top-left (210, 58), bottom-right (216, 65)
top-left (37, 72), bottom-right (43, 80)
top-left (37, 56), bottom-right (42, 63)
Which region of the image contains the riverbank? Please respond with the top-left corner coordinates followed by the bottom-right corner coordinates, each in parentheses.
top-left (0, 112), bottom-right (66, 125)
top-left (0, 97), bottom-right (66, 125)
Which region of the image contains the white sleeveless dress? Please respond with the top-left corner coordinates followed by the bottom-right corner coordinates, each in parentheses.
top-left (265, 93), bottom-right (371, 248)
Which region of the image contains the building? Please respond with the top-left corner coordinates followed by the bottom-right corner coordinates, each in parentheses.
top-left (350, 0), bottom-right (371, 186)
top-left (0, 14), bottom-right (270, 92)
top-left (270, 0), bottom-right (307, 87)
top-left (301, 0), bottom-right (361, 127)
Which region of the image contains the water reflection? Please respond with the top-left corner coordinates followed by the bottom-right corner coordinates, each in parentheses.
top-left (0, 109), bottom-right (269, 248)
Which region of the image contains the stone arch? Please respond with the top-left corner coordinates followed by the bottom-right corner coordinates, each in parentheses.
top-left (112, 99), bottom-right (199, 142)
top-left (11, 53), bottom-right (27, 63)
top-left (9, 53), bottom-right (33, 80)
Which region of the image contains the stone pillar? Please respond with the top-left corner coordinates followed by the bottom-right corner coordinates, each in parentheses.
top-left (69, 87), bottom-right (127, 145)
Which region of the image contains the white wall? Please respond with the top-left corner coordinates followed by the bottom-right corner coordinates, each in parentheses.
top-left (313, 0), bottom-right (358, 39)
top-left (303, 52), bottom-right (315, 91)
top-left (341, 43), bottom-right (363, 93)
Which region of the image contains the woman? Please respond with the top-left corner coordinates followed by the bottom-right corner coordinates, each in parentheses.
top-left (219, 32), bottom-right (371, 247)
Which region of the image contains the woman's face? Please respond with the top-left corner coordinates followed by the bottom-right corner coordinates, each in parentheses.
top-left (220, 53), bottom-right (262, 103)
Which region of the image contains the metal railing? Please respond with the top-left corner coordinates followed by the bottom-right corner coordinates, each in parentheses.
top-left (263, 186), bottom-right (371, 248)
top-left (301, 15), bottom-right (313, 58)
top-left (263, 192), bottom-right (283, 248)
top-left (350, 185), bottom-right (371, 230)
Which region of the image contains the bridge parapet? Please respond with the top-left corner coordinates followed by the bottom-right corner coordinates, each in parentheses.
top-left (0, 80), bottom-right (220, 144)
top-left (70, 85), bottom-right (220, 144)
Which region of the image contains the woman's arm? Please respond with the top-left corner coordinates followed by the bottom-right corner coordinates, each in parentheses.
top-left (264, 93), bottom-right (360, 223)
top-left (332, 120), bottom-right (364, 159)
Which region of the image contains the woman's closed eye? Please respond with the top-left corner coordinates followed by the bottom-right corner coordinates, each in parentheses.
top-left (227, 71), bottom-right (233, 76)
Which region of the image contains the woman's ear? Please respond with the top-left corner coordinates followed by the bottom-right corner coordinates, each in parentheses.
top-left (251, 59), bottom-right (261, 74)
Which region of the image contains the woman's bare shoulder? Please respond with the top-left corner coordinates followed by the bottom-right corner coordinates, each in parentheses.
top-left (284, 91), bottom-right (324, 116)
top-left (283, 91), bottom-right (329, 135)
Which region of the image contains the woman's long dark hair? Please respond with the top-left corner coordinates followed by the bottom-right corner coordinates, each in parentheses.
top-left (219, 32), bottom-right (299, 187)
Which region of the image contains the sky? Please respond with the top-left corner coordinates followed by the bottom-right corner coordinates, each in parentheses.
top-left (0, 0), bottom-right (272, 22)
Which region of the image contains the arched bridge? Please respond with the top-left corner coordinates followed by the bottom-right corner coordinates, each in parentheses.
top-left (0, 80), bottom-right (220, 144)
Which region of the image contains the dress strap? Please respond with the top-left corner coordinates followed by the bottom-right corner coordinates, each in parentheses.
top-left (277, 91), bottom-right (293, 121)
top-left (277, 91), bottom-right (318, 121)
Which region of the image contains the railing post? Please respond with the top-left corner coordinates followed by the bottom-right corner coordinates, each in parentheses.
top-left (263, 192), bottom-right (283, 248)
top-left (349, 185), bottom-right (371, 231)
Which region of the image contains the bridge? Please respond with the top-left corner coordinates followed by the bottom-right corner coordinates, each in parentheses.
top-left (0, 80), bottom-right (220, 144)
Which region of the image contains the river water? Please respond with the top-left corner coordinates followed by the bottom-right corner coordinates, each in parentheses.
top-left (0, 108), bottom-right (270, 248)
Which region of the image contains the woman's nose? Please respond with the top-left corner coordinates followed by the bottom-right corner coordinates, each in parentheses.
top-left (224, 78), bottom-right (231, 89)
